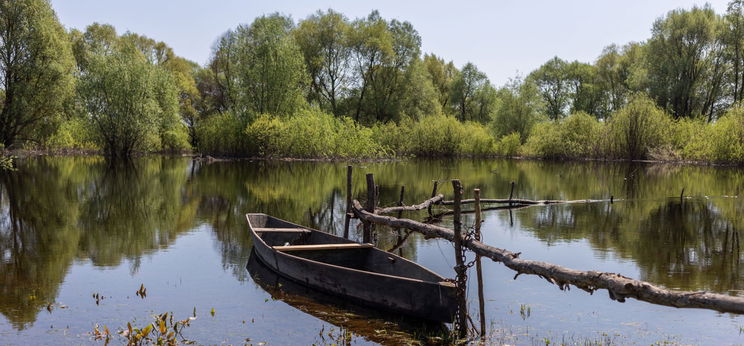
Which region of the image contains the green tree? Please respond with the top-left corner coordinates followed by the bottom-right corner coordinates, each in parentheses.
top-left (79, 45), bottom-right (180, 157)
top-left (348, 11), bottom-right (393, 123)
top-left (608, 94), bottom-right (672, 160)
top-left (596, 44), bottom-right (644, 113)
top-left (235, 14), bottom-right (308, 117)
top-left (423, 54), bottom-right (458, 113)
top-left (0, 0), bottom-right (75, 147)
top-left (567, 61), bottom-right (608, 118)
top-left (398, 58), bottom-right (442, 119)
top-left (491, 77), bottom-right (544, 141)
top-left (646, 6), bottom-right (724, 119)
top-left (294, 10), bottom-right (352, 116)
top-left (365, 18), bottom-right (421, 122)
top-left (724, 0), bottom-right (744, 103)
top-left (450, 62), bottom-right (493, 122)
top-left (529, 57), bottom-right (572, 120)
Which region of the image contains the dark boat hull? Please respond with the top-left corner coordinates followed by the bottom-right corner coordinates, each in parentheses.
top-left (246, 213), bottom-right (457, 323)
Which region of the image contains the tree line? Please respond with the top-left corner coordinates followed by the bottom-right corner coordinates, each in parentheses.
top-left (3, 0), bottom-right (744, 162)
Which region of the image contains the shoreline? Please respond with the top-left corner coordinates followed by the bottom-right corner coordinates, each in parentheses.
top-left (4, 148), bottom-right (743, 168)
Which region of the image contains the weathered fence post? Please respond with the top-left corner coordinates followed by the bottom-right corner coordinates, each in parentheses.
top-left (343, 165), bottom-right (352, 239)
top-left (428, 181), bottom-right (439, 218)
top-left (396, 186), bottom-right (405, 219)
top-left (474, 188), bottom-right (486, 338)
top-left (364, 173), bottom-right (376, 243)
top-left (452, 179), bottom-right (468, 339)
top-left (509, 181), bottom-right (515, 206)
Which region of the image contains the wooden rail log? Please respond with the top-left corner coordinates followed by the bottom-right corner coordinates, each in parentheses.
top-left (440, 198), bottom-right (605, 206)
top-left (376, 194), bottom-right (444, 215)
top-left (351, 200), bottom-right (744, 314)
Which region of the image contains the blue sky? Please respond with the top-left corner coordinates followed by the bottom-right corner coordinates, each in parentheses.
top-left (49, 0), bottom-right (729, 86)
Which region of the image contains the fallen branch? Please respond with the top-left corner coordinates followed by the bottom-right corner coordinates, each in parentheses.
top-left (352, 200), bottom-right (744, 314)
top-left (376, 194), bottom-right (443, 215)
top-left (440, 198), bottom-right (607, 206)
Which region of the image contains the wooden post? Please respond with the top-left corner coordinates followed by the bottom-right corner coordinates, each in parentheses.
top-left (428, 181), bottom-right (439, 217)
top-left (680, 187), bottom-right (685, 202)
top-left (343, 165), bottom-right (352, 239)
top-left (474, 188), bottom-right (486, 338)
top-left (509, 181), bottom-right (515, 206)
top-left (397, 186), bottom-right (405, 219)
top-left (364, 173), bottom-right (376, 243)
top-left (452, 179), bottom-right (467, 339)
top-left (396, 185), bottom-right (406, 254)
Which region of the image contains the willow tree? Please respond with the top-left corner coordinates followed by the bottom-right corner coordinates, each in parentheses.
top-left (450, 63), bottom-right (495, 122)
top-left (210, 14), bottom-right (308, 119)
top-left (0, 0), bottom-right (75, 147)
top-left (79, 45), bottom-right (180, 157)
top-left (528, 57), bottom-right (572, 120)
top-left (646, 6), bottom-right (724, 119)
top-left (294, 10), bottom-right (352, 115)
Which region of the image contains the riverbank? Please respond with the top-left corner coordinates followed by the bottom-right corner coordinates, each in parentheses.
top-left (6, 147), bottom-right (744, 169)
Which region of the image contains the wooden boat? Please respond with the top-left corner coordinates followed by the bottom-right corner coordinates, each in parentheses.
top-left (246, 213), bottom-right (457, 323)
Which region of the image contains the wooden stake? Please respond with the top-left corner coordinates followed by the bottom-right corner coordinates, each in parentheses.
top-left (428, 181), bottom-right (439, 217)
top-left (509, 181), bottom-right (515, 206)
top-left (680, 187), bottom-right (685, 202)
top-left (364, 173), bottom-right (376, 243)
top-left (452, 179), bottom-right (467, 338)
top-left (397, 186), bottom-right (405, 219)
top-left (343, 165), bottom-right (352, 239)
top-left (474, 188), bottom-right (486, 338)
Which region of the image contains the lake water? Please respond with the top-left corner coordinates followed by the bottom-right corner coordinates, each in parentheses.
top-left (1, 157), bottom-right (744, 344)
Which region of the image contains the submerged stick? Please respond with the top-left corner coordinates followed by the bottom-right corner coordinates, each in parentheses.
top-left (351, 200), bottom-right (744, 315)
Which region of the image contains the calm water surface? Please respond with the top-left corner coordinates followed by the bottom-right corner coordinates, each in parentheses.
top-left (1, 157), bottom-right (744, 344)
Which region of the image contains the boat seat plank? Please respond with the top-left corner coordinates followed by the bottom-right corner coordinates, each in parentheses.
top-left (273, 243), bottom-right (374, 251)
top-left (254, 228), bottom-right (311, 233)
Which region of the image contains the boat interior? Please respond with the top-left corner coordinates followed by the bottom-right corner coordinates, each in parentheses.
top-left (247, 214), bottom-right (446, 283)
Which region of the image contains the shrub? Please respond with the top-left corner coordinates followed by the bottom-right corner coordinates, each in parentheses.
top-left (496, 132), bottom-right (522, 157)
top-left (195, 112), bottom-right (247, 155)
top-left (411, 115), bottom-right (462, 156)
top-left (707, 106), bottom-right (744, 163)
top-left (607, 94), bottom-right (672, 160)
top-left (671, 118), bottom-right (709, 161)
top-left (243, 110), bottom-right (385, 159)
top-left (522, 112), bottom-right (601, 159)
top-left (460, 122), bottom-right (497, 155)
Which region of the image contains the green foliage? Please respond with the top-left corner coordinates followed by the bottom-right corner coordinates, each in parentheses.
top-left (244, 110), bottom-right (384, 159)
top-left (194, 112), bottom-right (247, 156)
top-left (79, 44), bottom-right (183, 157)
top-left (449, 63), bottom-right (495, 122)
top-left (294, 9), bottom-right (351, 115)
top-left (496, 133), bottom-right (522, 157)
top-left (707, 106), bottom-right (744, 162)
top-left (0, 0), bottom-right (75, 147)
top-left (607, 94), bottom-right (672, 160)
top-left (44, 117), bottom-right (97, 150)
top-left (670, 118), bottom-right (710, 160)
top-left (373, 116), bottom-right (489, 157)
top-left (646, 5), bottom-right (723, 119)
top-left (212, 14), bottom-right (309, 119)
top-left (522, 112), bottom-right (602, 159)
top-left (491, 78), bottom-right (544, 141)
top-left (528, 57), bottom-right (572, 120)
